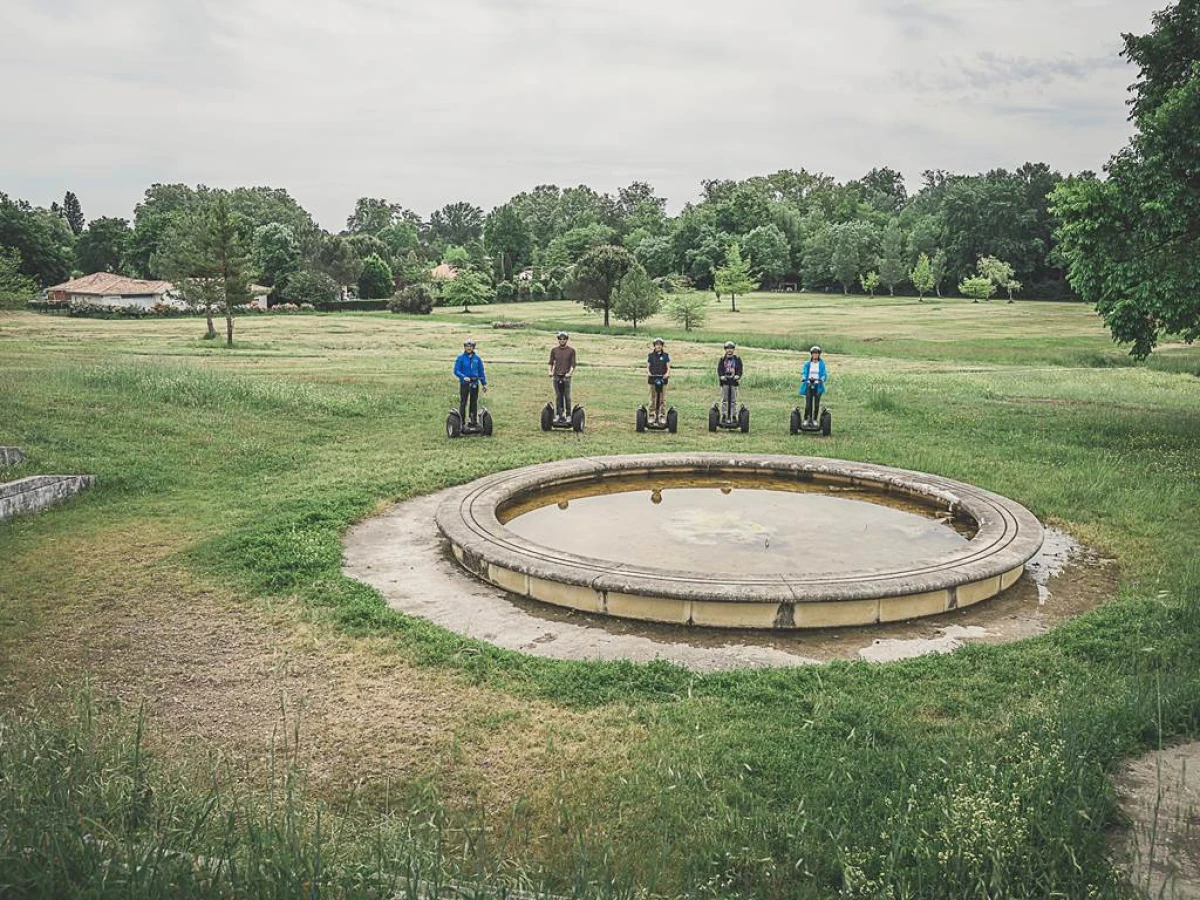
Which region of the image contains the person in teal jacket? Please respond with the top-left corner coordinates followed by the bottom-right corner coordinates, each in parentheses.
top-left (453, 339), bottom-right (488, 424)
top-left (799, 345), bottom-right (827, 425)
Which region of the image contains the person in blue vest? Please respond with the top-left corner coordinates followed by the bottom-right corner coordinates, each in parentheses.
top-left (453, 339), bottom-right (487, 425)
top-left (799, 345), bottom-right (827, 425)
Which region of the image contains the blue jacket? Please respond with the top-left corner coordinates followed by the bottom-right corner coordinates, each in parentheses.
top-left (454, 351), bottom-right (487, 385)
top-left (799, 359), bottom-right (826, 396)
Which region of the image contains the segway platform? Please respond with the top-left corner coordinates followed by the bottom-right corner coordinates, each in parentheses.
top-left (447, 407), bottom-right (493, 438)
top-left (636, 406), bottom-right (678, 433)
top-left (790, 407), bottom-right (831, 436)
top-left (709, 381), bottom-right (749, 433)
top-left (541, 403), bottom-right (585, 433)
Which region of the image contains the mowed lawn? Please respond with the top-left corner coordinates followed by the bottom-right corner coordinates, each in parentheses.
top-left (1, 297), bottom-right (1199, 899)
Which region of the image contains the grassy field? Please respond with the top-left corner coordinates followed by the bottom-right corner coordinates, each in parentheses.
top-left (1, 293), bottom-right (1199, 898)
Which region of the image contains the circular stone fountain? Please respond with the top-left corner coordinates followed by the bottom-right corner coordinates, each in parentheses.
top-left (435, 454), bottom-right (1044, 629)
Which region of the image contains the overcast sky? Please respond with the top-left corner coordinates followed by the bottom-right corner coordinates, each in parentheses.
top-left (0, 0), bottom-right (1163, 230)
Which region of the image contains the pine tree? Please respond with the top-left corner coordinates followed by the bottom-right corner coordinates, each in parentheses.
top-left (62, 191), bottom-right (85, 235)
top-left (713, 242), bottom-right (757, 312)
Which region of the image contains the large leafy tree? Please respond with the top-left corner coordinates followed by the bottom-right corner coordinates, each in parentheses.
top-left (877, 220), bottom-right (908, 296)
top-left (742, 224), bottom-right (791, 287)
top-left (0, 192), bottom-right (74, 286)
top-left (129, 183), bottom-right (200, 277)
top-left (830, 220), bottom-right (878, 294)
top-left (571, 244), bottom-right (636, 327)
top-left (357, 253), bottom-right (394, 300)
top-left (252, 222), bottom-right (300, 288)
top-left (427, 201), bottom-right (484, 248)
top-left (713, 242), bottom-right (758, 312)
top-left (483, 204), bottom-right (532, 282)
top-left (346, 197), bottom-right (404, 234)
top-left (0, 247), bottom-right (39, 309)
top-left (315, 235), bottom-right (362, 296)
top-left (440, 266), bottom-right (491, 313)
top-left (75, 217), bottom-right (131, 274)
top-left (1051, 0), bottom-right (1200, 357)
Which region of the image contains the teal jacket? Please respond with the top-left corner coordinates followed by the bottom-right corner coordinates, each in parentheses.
top-left (799, 359), bottom-right (826, 396)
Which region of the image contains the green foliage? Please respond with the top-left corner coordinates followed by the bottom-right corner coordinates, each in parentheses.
top-left (61, 190), bottom-right (85, 235)
top-left (931, 249), bottom-right (949, 297)
top-left (570, 244), bottom-right (636, 327)
top-left (977, 255), bottom-right (1021, 301)
top-left (1051, 3), bottom-right (1200, 357)
top-left (830, 220), bottom-right (878, 294)
top-left (611, 263), bottom-right (661, 331)
top-left (633, 234), bottom-right (674, 278)
top-left (0, 247), bottom-right (39, 309)
top-left (860, 270), bottom-right (881, 298)
top-left (356, 253), bottom-right (394, 300)
top-left (713, 242), bottom-right (758, 312)
top-left (495, 280), bottom-right (516, 302)
top-left (665, 290), bottom-right (708, 330)
top-left (346, 196), bottom-right (405, 234)
top-left (442, 245), bottom-right (471, 268)
top-left (877, 219), bottom-right (908, 294)
top-left (959, 275), bottom-right (996, 302)
top-left (279, 269), bottom-right (338, 306)
top-left (484, 203), bottom-right (532, 282)
top-left (75, 216), bottom-right (131, 275)
top-left (427, 201), bottom-right (484, 248)
top-left (440, 266), bottom-right (491, 312)
top-left (0, 192), bottom-right (74, 286)
top-left (377, 221), bottom-right (420, 261)
top-left (315, 235), bottom-right (362, 290)
top-left (910, 252), bottom-right (936, 300)
top-left (252, 222), bottom-right (300, 288)
top-left (530, 281), bottom-right (547, 301)
top-left (388, 282), bottom-right (435, 315)
top-left (548, 222), bottom-right (617, 264)
top-left (741, 223), bottom-right (791, 285)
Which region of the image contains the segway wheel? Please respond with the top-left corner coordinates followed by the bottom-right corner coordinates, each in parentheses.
top-left (820, 409), bottom-right (831, 437)
top-left (790, 408), bottom-right (801, 435)
top-left (481, 408), bottom-right (494, 437)
top-left (636, 406), bottom-right (648, 433)
top-left (666, 407), bottom-right (678, 434)
top-left (708, 405), bottom-right (719, 433)
top-left (446, 410), bottom-right (462, 439)
top-left (738, 406), bottom-right (750, 433)
top-left (571, 406), bottom-right (585, 433)
top-left (540, 403), bottom-right (553, 432)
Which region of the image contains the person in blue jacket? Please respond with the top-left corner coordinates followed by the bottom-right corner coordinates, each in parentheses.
top-left (454, 339), bottom-right (487, 424)
top-left (799, 345), bottom-right (827, 425)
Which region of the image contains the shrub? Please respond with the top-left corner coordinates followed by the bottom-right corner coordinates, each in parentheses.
top-left (357, 253), bottom-right (394, 300)
top-left (530, 281), bottom-right (547, 301)
top-left (495, 280), bottom-right (516, 302)
top-left (388, 283), bottom-right (435, 315)
top-left (280, 270), bottom-right (339, 306)
top-left (545, 279), bottom-right (563, 301)
top-left (517, 280), bottom-right (532, 302)
top-left (959, 275), bottom-right (996, 302)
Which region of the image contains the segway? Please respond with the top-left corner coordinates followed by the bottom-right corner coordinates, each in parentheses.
top-left (447, 379), bottom-right (493, 438)
top-left (709, 377), bottom-right (750, 433)
top-left (637, 379), bottom-right (678, 433)
top-left (541, 402), bottom-right (585, 433)
top-left (790, 380), bottom-right (830, 436)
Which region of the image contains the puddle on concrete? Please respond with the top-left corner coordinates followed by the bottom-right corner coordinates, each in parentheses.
top-left (344, 486), bottom-right (1119, 672)
top-left (501, 473), bottom-right (973, 577)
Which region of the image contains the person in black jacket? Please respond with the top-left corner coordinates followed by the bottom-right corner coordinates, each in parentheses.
top-left (717, 341), bottom-right (743, 421)
top-left (646, 338), bottom-right (671, 424)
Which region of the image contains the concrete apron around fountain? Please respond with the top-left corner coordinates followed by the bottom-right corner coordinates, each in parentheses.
top-left (343, 488), bottom-right (1115, 673)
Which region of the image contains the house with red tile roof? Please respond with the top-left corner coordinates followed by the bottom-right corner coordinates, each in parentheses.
top-left (45, 273), bottom-right (183, 309)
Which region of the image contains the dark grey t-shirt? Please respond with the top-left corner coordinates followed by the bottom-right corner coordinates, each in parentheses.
top-left (549, 345), bottom-right (576, 376)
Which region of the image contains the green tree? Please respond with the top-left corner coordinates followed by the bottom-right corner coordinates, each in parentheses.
top-left (442, 245), bottom-right (471, 268)
top-left (860, 271), bottom-right (881, 298)
top-left (440, 267), bottom-right (491, 314)
top-left (959, 275), bottom-right (996, 302)
top-left (388, 282), bottom-right (435, 315)
top-left (0, 247), bottom-right (38, 309)
top-left (155, 192), bottom-right (252, 345)
top-left (930, 249), bottom-right (949, 298)
top-left (279, 270), bottom-right (338, 306)
top-left (830, 221), bottom-right (878, 295)
top-left (495, 280), bottom-right (516, 302)
top-left (252, 223), bottom-right (300, 288)
top-left (877, 220), bottom-right (907, 295)
top-left (713, 242), bottom-right (758, 312)
top-left (1050, 1), bottom-right (1200, 356)
top-left (357, 254), bottom-right (394, 300)
top-left (547, 223), bottom-right (617, 264)
top-left (611, 263), bottom-right (662, 331)
top-left (377, 221), bottom-right (420, 262)
top-left (346, 197), bottom-right (404, 234)
top-left (61, 191), bottom-right (85, 235)
top-left (483, 204), bottom-right (532, 282)
top-left (570, 244), bottom-right (636, 327)
top-left (315, 235), bottom-right (362, 296)
top-left (0, 193), bottom-right (74, 286)
top-left (633, 235), bottom-right (674, 278)
top-left (428, 201), bottom-right (484, 248)
top-left (910, 252), bottom-right (935, 301)
top-left (75, 217), bottom-right (131, 274)
top-left (742, 224), bottom-right (791, 287)
top-left (977, 255), bottom-right (1021, 301)
top-left (129, 183), bottom-right (199, 277)
top-left (666, 291), bottom-right (708, 331)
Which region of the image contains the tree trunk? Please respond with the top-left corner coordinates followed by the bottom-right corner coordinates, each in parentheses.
top-left (225, 312), bottom-right (234, 346)
top-left (730, 294), bottom-right (737, 313)
top-left (603, 304), bottom-right (609, 327)
top-left (204, 305), bottom-right (217, 339)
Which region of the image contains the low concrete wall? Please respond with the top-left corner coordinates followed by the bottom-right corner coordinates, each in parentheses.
top-left (0, 475), bottom-right (94, 522)
top-left (0, 447), bottom-right (25, 468)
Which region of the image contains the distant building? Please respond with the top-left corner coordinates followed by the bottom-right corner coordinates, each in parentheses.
top-left (516, 267), bottom-right (535, 282)
top-left (45, 273), bottom-right (183, 308)
top-left (430, 263), bottom-right (458, 282)
top-left (243, 284), bottom-right (273, 309)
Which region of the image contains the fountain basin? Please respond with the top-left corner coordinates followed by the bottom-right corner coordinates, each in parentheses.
top-left (435, 454), bottom-right (1044, 629)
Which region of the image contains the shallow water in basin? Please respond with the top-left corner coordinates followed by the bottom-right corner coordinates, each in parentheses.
top-left (502, 475), bottom-right (974, 577)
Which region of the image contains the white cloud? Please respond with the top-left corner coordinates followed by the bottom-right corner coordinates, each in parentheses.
top-left (0, 0), bottom-right (1162, 228)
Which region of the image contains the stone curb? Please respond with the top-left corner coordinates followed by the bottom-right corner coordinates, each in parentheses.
top-left (436, 454), bottom-right (1044, 629)
top-left (0, 475), bottom-right (95, 522)
top-left (0, 447), bottom-right (25, 468)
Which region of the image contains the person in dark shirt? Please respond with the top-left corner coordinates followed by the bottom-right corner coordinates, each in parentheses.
top-left (716, 340), bottom-right (743, 421)
top-left (547, 331), bottom-right (576, 422)
top-left (646, 338), bottom-right (671, 424)
top-left (453, 339), bottom-right (487, 424)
